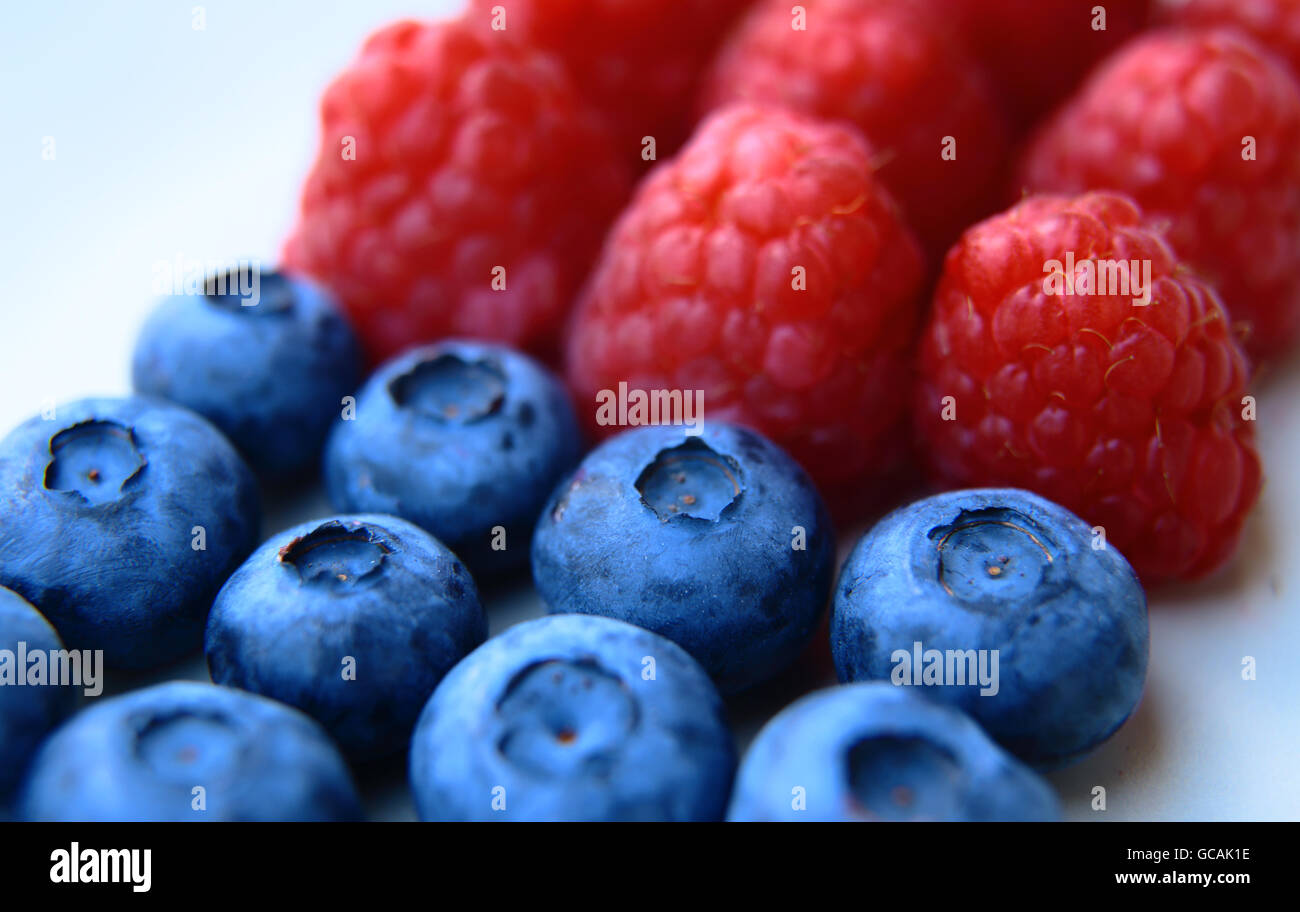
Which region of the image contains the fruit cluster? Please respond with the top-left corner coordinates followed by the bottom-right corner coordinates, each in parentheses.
top-left (3, 0), bottom-right (1295, 822)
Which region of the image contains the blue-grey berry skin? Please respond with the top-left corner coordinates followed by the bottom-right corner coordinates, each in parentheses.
top-left (324, 340), bottom-right (581, 578)
top-left (131, 269), bottom-right (362, 481)
top-left (19, 681), bottom-right (361, 822)
top-left (0, 587), bottom-right (78, 802)
top-left (727, 683), bottom-right (1061, 822)
top-left (831, 488), bottom-right (1149, 769)
top-left (0, 397), bottom-right (260, 669)
top-left (532, 423), bottom-right (834, 693)
top-left (409, 614), bottom-right (736, 822)
top-left (205, 514), bottom-right (487, 761)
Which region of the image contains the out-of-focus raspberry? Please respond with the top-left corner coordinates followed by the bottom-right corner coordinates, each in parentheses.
top-left (282, 19), bottom-right (633, 364)
top-left (1018, 28), bottom-right (1300, 362)
top-left (699, 0), bottom-right (1010, 259)
top-left (916, 192), bottom-right (1262, 583)
top-left (1157, 0), bottom-right (1300, 78)
top-left (566, 105), bottom-right (925, 507)
top-left (928, 0), bottom-right (1152, 131)
top-left (466, 0), bottom-right (753, 162)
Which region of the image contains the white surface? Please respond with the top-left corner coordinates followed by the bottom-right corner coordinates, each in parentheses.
top-left (1, 1), bottom-right (1296, 821)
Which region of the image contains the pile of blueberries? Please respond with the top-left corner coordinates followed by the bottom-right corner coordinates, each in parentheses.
top-left (0, 270), bottom-right (1149, 821)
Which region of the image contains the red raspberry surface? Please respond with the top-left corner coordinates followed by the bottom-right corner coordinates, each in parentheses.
top-left (466, 0), bottom-right (753, 162)
top-left (1018, 28), bottom-right (1300, 362)
top-left (1158, 0), bottom-right (1300, 77)
top-left (281, 19), bottom-right (633, 364)
top-left (566, 105), bottom-right (925, 504)
top-left (699, 0), bottom-right (1010, 260)
top-left (927, 0), bottom-right (1152, 132)
top-left (916, 192), bottom-right (1262, 583)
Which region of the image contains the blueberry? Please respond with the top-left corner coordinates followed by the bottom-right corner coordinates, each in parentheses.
top-left (205, 514), bottom-right (487, 761)
top-left (18, 680), bottom-right (361, 821)
top-left (324, 340), bottom-right (581, 577)
top-left (531, 423), bottom-right (834, 692)
top-left (0, 586), bottom-right (78, 802)
top-left (132, 267), bottom-right (362, 480)
top-left (409, 614), bottom-right (736, 821)
top-left (727, 682), bottom-right (1061, 821)
top-left (831, 488), bottom-right (1149, 768)
top-left (0, 397), bottom-right (260, 668)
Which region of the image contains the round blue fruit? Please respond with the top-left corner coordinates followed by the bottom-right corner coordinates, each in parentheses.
top-left (727, 682), bottom-right (1061, 821)
top-left (409, 614), bottom-right (736, 821)
top-left (0, 586), bottom-right (78, 802)
top-left (19, 681), bottom-right (361, 821)
top-left (532, 423), bottom-right (834, 692)
top-left (832, 487), bottom-right (1149, 768)
top-left (206, 514), bottom-right (487, 760)
top-left (132, 267), bottom-right (362, 480)
top-left (0, 396), bottom-right (260, 668)
top-left (324, 340), bottom-right (580, 576)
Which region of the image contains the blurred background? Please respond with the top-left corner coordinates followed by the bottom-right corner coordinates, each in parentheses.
top-left (0, 0), bottom-right (1297, 821)
top-left (0, 0), bottom-right (462, 432)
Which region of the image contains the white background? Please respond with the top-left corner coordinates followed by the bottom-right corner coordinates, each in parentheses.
top-left (1, 0), bottom-right (1296, 821)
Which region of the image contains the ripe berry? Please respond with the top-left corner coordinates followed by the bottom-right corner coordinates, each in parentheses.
top-left (727, 683), bottom-right (1060, 822)
top-left (206, 515), bottom-right (487, 761)
top-left (282, 19), bottom-right (632, 364)
top-left (701, 0), bottom-right (1010, 257)
top-left (20, 682), bottom-right (361, 822)
top-left (1019, 28), bottom-right (1300, 361)
top-left (409, 614), bottom-right (736, 821)
top-left (532, 424), bottom-right (834, 693)
top-left (0, 397), bottom-right (260, 667)
top-left (132, 267), bottom-right (362, 480)
top-left (566, 104), bottom-right (925, 503)
top-left (915, 192), bottom-right (1262, 584)
top-left (833, 488), bottom-right (1149, 768)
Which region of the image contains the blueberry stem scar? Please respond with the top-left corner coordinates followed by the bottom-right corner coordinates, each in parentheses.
top-left (278, 521), bottom-right (394, 587)
top-left (387, 354), bottom-right (507, 422)
top-left (203, 266), bottom-right (293, 314)
top-left (933, 520), bottom-right (1053, 597)
top-left (635, 440), bottom-right (743, 522)
top-left (43, 419), bottom-right (146, 505)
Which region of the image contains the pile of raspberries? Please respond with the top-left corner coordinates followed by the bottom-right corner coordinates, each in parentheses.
top-left (282, 0), bottom-right (1300, 585)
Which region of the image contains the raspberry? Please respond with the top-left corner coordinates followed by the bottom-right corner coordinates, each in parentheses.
top-left (915, 192), bottom-right (1262, 583)
top-left (466, 0), bottom-right (753, 162)
top-left (1158, 0), bottom-right (1300, 78)
top-left (699, 0), bottom-right (1009, 259)
top-left (927, 0), bottom-right (1152, 131)
top-left (566, 105), bottom-right (925, 503)
top-left (282, 19), bottom-right (632, 364)
top-left (1018, 28), bottom-right (1300, 362)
